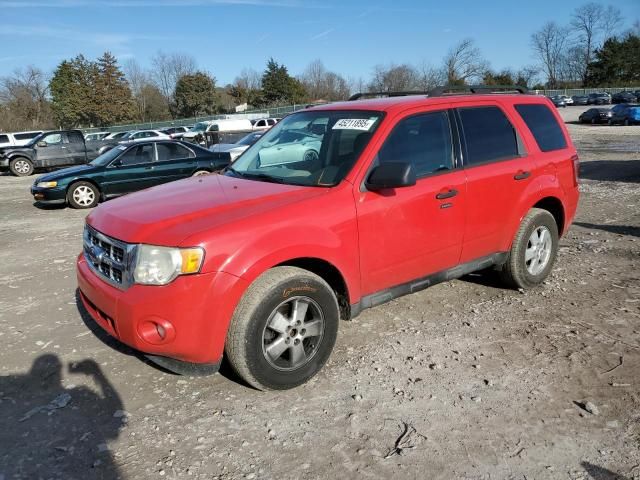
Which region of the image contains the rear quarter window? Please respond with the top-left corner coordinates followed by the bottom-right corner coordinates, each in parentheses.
top-left (515, 104), bottom-right (567, 152)
top-left (0, 134), bottom-right (9, 143)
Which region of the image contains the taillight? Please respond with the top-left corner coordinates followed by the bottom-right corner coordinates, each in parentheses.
top-left (571, 154), bottom-right (580, 186)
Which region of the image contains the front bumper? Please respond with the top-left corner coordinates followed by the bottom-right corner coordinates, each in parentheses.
top-left (76, 254), bottom-right (249, 365)
top-left (31, 185), bottom-right (67, 203)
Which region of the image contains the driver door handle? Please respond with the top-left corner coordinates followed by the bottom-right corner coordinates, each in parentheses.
top-left (435, 189), bottom-right (458, 200)
top-left (514, 170), bottom-right (531, 180)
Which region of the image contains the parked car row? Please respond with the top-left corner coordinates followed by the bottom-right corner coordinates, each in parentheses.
top-left (578, 103), bottom-right (640, 125)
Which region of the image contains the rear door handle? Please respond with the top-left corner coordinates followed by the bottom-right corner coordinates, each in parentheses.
top-left (436, 189), bottom-right (458, 200)
top-left (514, 171), bottom-right (531, 180)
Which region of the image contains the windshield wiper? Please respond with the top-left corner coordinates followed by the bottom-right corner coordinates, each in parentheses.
top-left (225, 167), bottom-right (285, 184)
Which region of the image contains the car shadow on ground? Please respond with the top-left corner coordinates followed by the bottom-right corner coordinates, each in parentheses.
top-left (0, 354), bottom-right (125, 479)
top-left (33, 201), bottom-right (67, 210)
top-left (579, 159), bottom-right (640, 183)
top-left (74, 289), bottom-right (247, 387)
top-left (581, 461), bottom-right (631, 480)
top-left (573, 222), bottom-right (640, 238)
top-left (459, 269), bottom-right (509, 290)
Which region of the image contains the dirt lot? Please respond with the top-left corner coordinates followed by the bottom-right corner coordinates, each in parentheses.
top-left (1, 106), bottom-right (639, 480)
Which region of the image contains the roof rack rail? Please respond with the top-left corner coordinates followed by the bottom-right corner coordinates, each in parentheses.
top-left (348, 91), bottom-right (431, 101)
top-left (428, 85), bottom-right (529, 97)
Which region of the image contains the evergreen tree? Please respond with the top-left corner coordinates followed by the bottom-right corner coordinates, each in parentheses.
top-left (261, 58), bottom-right (307, 106)
top-left (585, 34), bottom-right (640, 87)
top-left (49, 55), bottom-right (95, 128)
top-left (94, 52), bottom-right (135, 126)
top-left (173, 71), bottom-right (218, 117)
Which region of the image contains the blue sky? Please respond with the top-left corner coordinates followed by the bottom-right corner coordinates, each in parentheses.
top-left (0, 0), bottom-right (637, 85)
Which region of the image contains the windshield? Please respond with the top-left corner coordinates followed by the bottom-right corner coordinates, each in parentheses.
top-left (226, 110), bottom-right (383, 187)
top-left (90, 145), bottom-right (127, 166)
top-left (191, 122), bottom-right (208, 132)
top-left (236, 132), bottom-right (262, 146)
top-left (25, 132), bottom-right (47, 146)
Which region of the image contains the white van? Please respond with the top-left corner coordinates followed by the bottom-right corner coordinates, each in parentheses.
top-left (183, 119), bottom-right (253, 141)
top-left (0, 130), bottom-right (44, 148)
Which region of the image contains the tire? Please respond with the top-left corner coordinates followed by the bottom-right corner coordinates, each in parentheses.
top-left (498, 208), bottom-right (559, 290)
top-left (591, 118), bottom-right (596, 125)
top-left (624, 119), bottom-right (630, 126)
top-left (67, 181), bottom-right (99, 209)
top-left (225, 266), bottom-right (339, 391)
top-left (9, 157), bottom-right (34, 177)
top-left (192, 170), bottom-right (210, 177)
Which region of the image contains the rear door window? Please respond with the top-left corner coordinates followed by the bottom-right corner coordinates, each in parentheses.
top-left (515, 104), bottom-right (567, 152)
top-left (156, 143), bottom-right (194, 161)
top-left (68, 131), bottom-right (84, 144)
top-left (458, 106), bottom-right (519, 166)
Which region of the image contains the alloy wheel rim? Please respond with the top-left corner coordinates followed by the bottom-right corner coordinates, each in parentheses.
top-left (525, 226), bottom-right (552, 276)
top-left (15, 160), bottom-right (30, 174)
top-left (261, 296), bottom-right (325, 371)
top-left (73, 186), bottom-right (95, 206)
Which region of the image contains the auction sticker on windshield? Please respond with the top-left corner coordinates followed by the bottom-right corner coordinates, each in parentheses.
top-left (332, 118), bottom-right (377, 131)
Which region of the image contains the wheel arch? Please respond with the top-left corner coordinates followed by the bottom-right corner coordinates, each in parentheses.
top-left (532, 196), bottom-right (565, 236)
top-left (276, 257), bottom-right (351, 320)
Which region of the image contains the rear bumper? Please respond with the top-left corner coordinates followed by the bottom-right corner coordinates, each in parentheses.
top-left (76, 254), bottom-right (249, 364)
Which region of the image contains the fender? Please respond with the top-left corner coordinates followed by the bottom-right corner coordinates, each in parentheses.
top-left (499, 177), bottom-right (567, 252)
top-left (6, 150), bottom-right (36, 162)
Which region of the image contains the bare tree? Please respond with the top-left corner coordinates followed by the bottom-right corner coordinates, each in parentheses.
top-left (150, 51), bottom-right (197, 113)
top-left (368, 63), bottom-right (418, 92)
top-left (415, 61), bottom-right (446, 90)
top-left (300, 60), bottom-right (350, 101)
top-left (571, 3), bottom-right (623, 84)
top-left (442, 39), bottom-right (489, 85)
top-left (0, 66), bottom-right (52, 131)
top-left (228, 68), bottom-right (263, 106)
top-left (531, 22), bottom-right (569, 88)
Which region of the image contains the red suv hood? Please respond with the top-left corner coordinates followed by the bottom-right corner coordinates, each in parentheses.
top-left (87, 174), bottom-right (326, 246)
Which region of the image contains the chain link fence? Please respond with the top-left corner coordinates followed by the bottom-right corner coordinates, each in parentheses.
top-left (82, 104), bottom-right (309, 134)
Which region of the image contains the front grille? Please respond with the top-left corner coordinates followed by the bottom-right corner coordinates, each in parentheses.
top-left (83, 225), bottom-right (136, 290)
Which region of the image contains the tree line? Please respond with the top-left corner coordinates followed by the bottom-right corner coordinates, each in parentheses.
top-left (0, 2), bottom-right (638, 132)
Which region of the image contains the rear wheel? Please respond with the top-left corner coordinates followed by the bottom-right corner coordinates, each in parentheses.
top-left (499, 208), bottom-right (559, 289)
top-left (225, 266), bottom-right (339, 390)
top-left (9, 158), bottom-right (34, 176)
top-left (67, 181), bottom-right (99, 209)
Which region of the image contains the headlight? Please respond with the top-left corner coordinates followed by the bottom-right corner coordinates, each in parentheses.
top-left (133, 245), bottom-right (204, 285)
top-left (37, 181), bottom-right (58, 188)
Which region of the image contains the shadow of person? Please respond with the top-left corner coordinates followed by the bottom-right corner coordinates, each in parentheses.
top-left (581, 461), bottom-right (630, 480)
top-left (0, 354), bottom-right (125, 480)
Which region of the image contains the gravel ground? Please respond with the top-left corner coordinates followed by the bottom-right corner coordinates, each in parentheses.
top-left (0, 105), bottom-right (639, 480)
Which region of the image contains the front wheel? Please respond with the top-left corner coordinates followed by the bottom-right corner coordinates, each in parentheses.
top-left (67, 181), bottom-right (99, 209)
top-left (499, 208), bottom-right (559, 289)
top-left (225, 266), bottom-right (339, 390)
top-left (9, 158), bottom-right (34, 176)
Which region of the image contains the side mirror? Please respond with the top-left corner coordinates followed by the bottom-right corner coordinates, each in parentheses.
top-left (37, 141), bottom-right (47, 148)
top-left (366, 162), bottom-right (416, 190)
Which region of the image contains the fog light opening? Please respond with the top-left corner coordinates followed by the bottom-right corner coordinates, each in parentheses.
top-left (137, 318), bottom-right (175, 345)
top-left (156, 323), bottom-right (166, 339)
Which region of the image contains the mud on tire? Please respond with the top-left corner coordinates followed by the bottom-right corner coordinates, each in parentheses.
top-left (225, 266), bottom-right (339, 391)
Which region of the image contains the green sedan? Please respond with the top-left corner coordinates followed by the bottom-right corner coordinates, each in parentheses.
top-left (30, 140), bottom-right (230, 209)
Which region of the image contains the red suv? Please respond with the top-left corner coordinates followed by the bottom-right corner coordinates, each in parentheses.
top-left (77, 88), bottom-right (579, 390)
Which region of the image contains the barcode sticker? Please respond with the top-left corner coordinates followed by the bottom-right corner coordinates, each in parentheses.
top-left (332, 118), bottom-right (376, 131)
